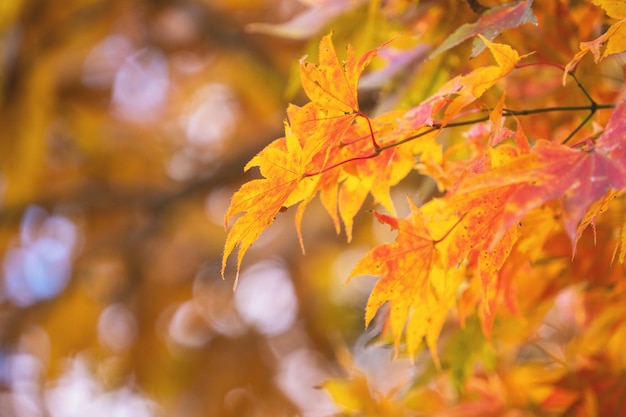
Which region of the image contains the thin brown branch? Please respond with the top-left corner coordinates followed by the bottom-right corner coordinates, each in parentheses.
top-left (466, 0), bottom-right (489, 14)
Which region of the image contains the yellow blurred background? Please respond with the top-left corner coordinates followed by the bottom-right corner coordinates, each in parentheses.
top-left (0, 1), bottom-right (410, 416)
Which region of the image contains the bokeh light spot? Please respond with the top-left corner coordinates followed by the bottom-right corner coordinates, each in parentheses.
top-left (167, 301), bottom-right (213, 348)
top-left (192, 269), bottom-right (248, 338)
top-left (98, 304), bottom-right (138, 352)
top-left (82, 35), bottom-right (134, 88)
top-left (45, 355), bottom-right (161, 417)
top-left (234, 260), bottom-right (298, 337)
top-left (3, 207), bottom-right (78, 307)
top-left (112, 48), bottom-right (169, 122)
top-left (183, 83), bottom-right (239, 148)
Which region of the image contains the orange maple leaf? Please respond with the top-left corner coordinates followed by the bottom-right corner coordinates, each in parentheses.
top-left (222, 121), bottom-right (317, 284)
top-left (297, 32), bottom-right (390, 153)
top-left (300, 33), bottom-right (380, 115)
top-left (431, 36), bottom-right (521, 124)
top-left (425, 182), bottom-right (521, 337)
top-left (223, 33), bottom-right (389, 279)
top-left (348, 198), bottom-right (464, 365)
top-left (347, 130), bottom-right (531, 347)
top-left (326, 112), bottom-right (440, 241)
top-left (422, 138), bottom-right (529, 266)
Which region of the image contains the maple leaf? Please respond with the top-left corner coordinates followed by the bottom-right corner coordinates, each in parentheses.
top-left (564, 0), bottom-right (626, 82)
top-left (613, 216), bottom-right (626, 264)
top-left (299, 33), bottom-right (381, 115)
top-left (223, 34), bottom-right (389, 279)
top-left (593, 0), bottom-right (626, 21)
top-left (430, 37), bottom-right (522, 124)
top-left (422, 175), bottom-right (521, 336)
top-left (291, 33), bottom-right (391, 171)
top-left (347, 198), bottom-right (464, 364)
top-left (298, 89), bottom-right (442, 242)
top-left (429, 0), bottom-right (537, 59)
top-left (420, 135), bottom-right (529, 263)
top-left (222, 121), bottom-right (317, 283)
top-left (454, 89), bottom-right (626, 250)
top-left (258, 36), bottom-right (519, 252)
top-left (222, 102), bottom-right (357, 278)
top-left (328, 112), bottom-right (440, 241)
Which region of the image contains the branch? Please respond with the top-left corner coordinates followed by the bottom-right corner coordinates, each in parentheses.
top-left (378, 102), bottom-right (615, 153)
top-left (561, 72), bottom-right (599, 144)
top-left (303, 101), bottom-right (617, 177)
top-left (465, 0), bottom-right (489, 14)
top-left (514, 65), bottom-right (602, 144)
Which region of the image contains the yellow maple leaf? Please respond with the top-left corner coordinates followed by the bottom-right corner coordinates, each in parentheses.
top-left (433, 36), bottom-right (521, 124)
top-left (299, 32), bottom-right (385, 115)
top-left (222, 119), bottom-right (317, 284)
top-left (564, 0), bottom-right (626, 82)
top-left (593, 0), bottom-right (626, 19)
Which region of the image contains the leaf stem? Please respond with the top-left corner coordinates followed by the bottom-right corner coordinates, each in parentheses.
top-left (433, 212), bottom-right (469, 244)
top-left (303, 152), bottom-right (378, 177)
top-left (359, 112), bottom-right (380, 149)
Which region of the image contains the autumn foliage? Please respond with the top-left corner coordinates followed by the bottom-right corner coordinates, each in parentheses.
top-left (224, 0), bottom-right (626, 414)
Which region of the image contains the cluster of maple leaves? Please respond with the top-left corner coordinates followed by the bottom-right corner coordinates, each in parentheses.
top-left (224, 0), bottom-right (626, 414)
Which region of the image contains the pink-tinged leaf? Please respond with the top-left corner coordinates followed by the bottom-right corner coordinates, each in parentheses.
top-left (429, 0), bottom-right (537, 59)
top-left (455, 89), bottom-right (626, 250)
top-left (245, 0), bottom-right (366, 39)
top-left (347, 201), bottom-right (435, 336)
top-left (359, 43), bottom-right (429, 89)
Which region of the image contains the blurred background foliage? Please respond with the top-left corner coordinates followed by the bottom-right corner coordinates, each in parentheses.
top-left (0, 1), bottom-right (393, 416)
top-left (0, 0), bottom-right (454, 415)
